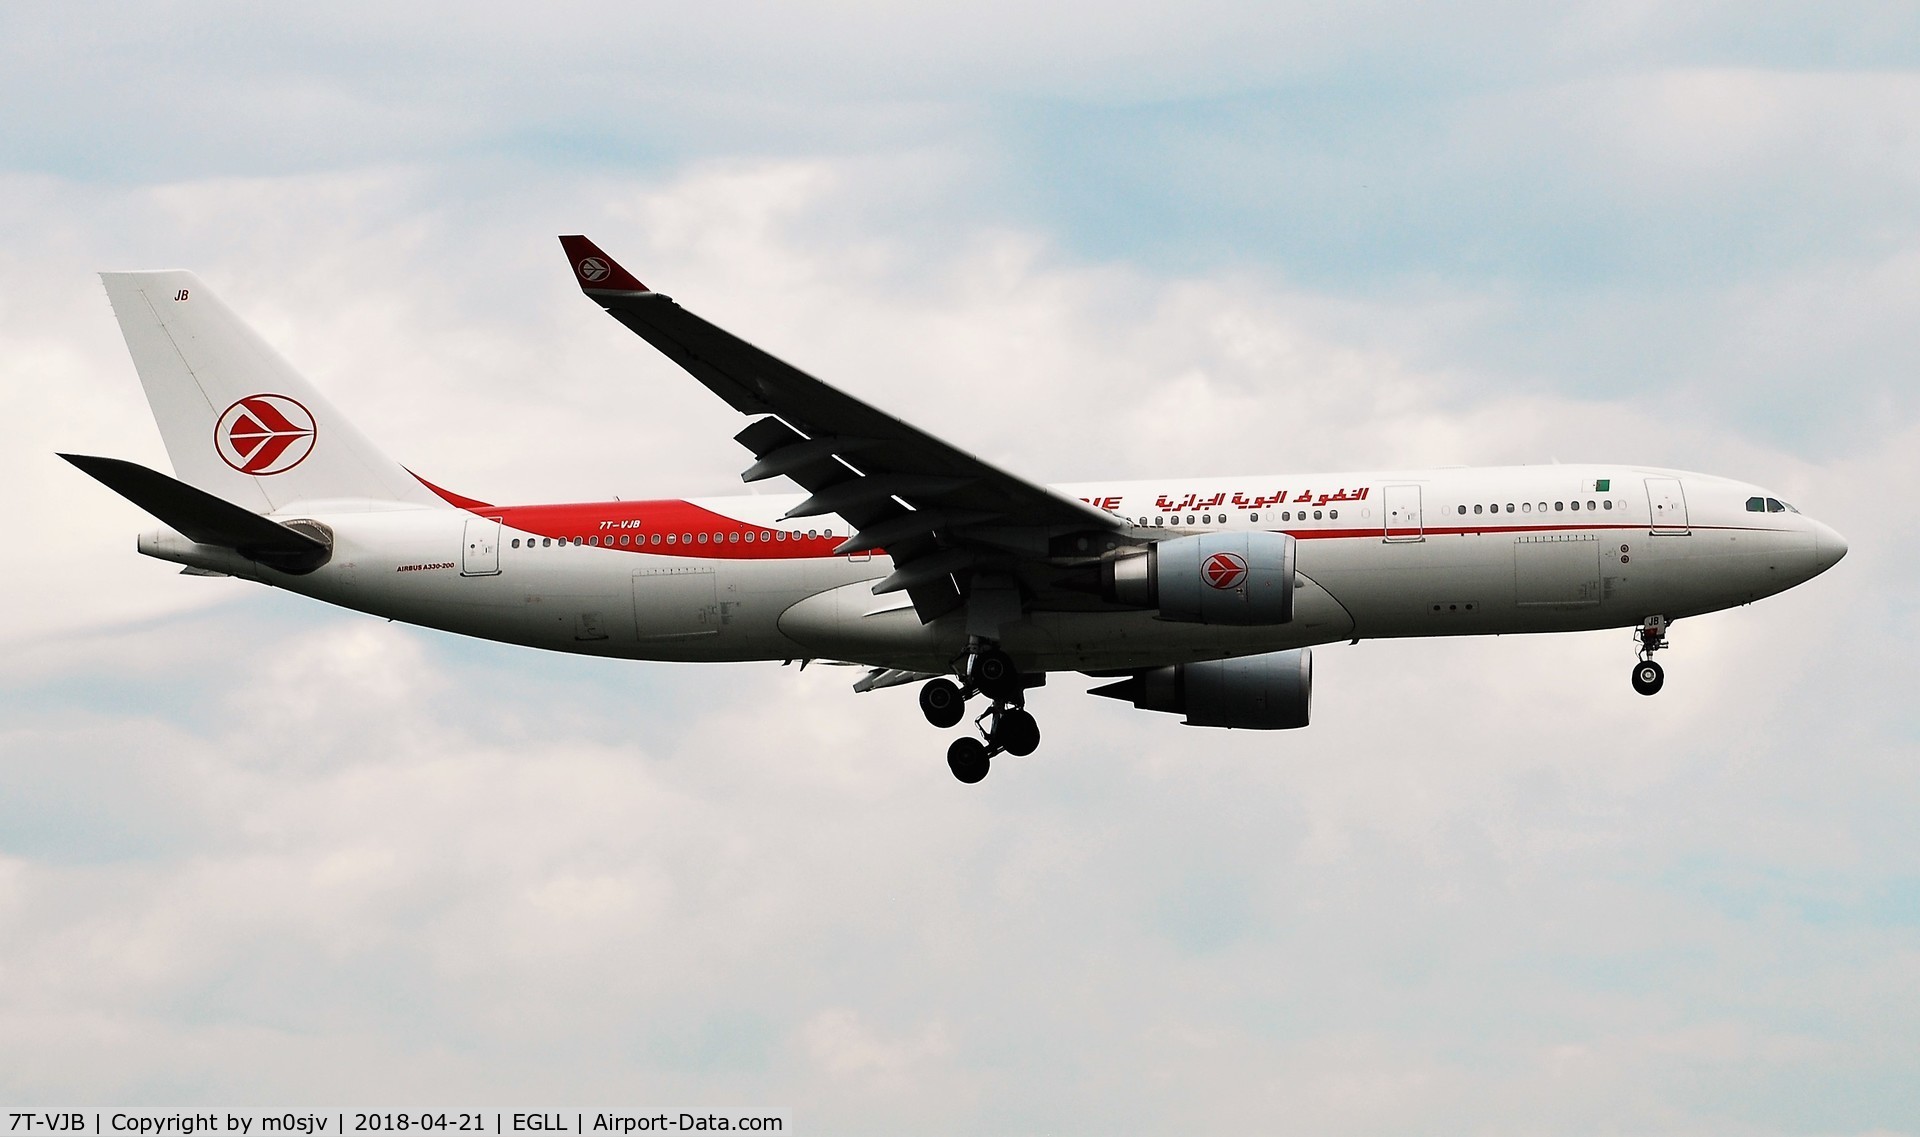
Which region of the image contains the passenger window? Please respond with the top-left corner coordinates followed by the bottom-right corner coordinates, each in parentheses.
top-left (1587, 500), bottom-right (1596, 510)
top-left (1474, 504), bottom-right (1483, 515)
top-left (1458, 505), bottom-right (1467, 515)
top-left (589, 536), bottom-right (599, 546)
top-left (1571, 501), bottom-right (1581, 511)
top-left (1746, 496), bottom-right (1765, 512)
top-left (511, 539), bottom-right (520, 549)
top-left (729, 531), bottom-right (739, 543)
top-left (1248, 513), bottom-right (1258, 523)
top-left (542, 538), bottom-right (551, 547)
top-left (1313, 509), bottom-right (1323, 520)
top-left (1506, 503), bottom-right (1515, 513)
top-left (761, 530), bottom-right (772, 541)
top-left (1555, 502), bottom-right (1564, 511)
top-left (1522, 502), bottom-right (1531, 512)
top-left (1186, 515), bottom-right (1196, 526)
top-left (1328, 509), bottom-right (1338, 520)
top-left (1153, 516), bottom-right (1164, 526)
top-left (651, 533), bottom-right (661, 545)
top-left (1603, 500), bottom-right (1612, 510)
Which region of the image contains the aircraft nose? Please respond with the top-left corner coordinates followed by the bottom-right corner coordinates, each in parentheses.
top-left (1812, 520), bottom-right (1848, 574)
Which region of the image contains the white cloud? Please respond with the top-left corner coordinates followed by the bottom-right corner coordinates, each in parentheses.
top-left (2, 6), bottom-right (1916, 1131)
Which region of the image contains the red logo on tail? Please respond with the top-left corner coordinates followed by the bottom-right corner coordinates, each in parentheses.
top-left (577, 257), bottom-right (611, 283)
top-left (215, 394), bottom-right (316, 475)
top-left (1203, 552), bottom-right (1248, 590)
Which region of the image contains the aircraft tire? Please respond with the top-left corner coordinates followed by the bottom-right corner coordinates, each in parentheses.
top-left (994, 708), bottom-right (1040, 756)
top-left (1632, 660), bottom-right (1665, 696)
top-left (973, 648), bottom-right (1022, 702)
top-left (947, 737), bottom-right (991, 784)
top-left (919, 678), bottom-right (966, 728)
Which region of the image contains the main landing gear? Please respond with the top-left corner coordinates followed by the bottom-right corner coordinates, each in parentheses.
top-left (1632, 615), bottom-right (1669, 696)
top-left (921, 645), bottom-right (1041, 784)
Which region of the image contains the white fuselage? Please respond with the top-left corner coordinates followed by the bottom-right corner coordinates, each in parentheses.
top-left (141, 464), bottom-right (1845, 675)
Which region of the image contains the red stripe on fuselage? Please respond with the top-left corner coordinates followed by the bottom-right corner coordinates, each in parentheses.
top-left (448, 492), bottom-right (1780, 561)
top-left (412, 471), bottom-right (494, 511)
top-left (486, 499), bottom-right (845, 559)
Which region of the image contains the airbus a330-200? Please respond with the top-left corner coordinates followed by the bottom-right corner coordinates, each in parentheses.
top-left (63, 237), bottom-right (1848, 782)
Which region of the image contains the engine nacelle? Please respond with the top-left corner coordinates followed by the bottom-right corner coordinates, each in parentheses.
top-left (1105, 531), bottom-right (1295, 625)
top-left (1090, 648), bottom-right (1313, 729)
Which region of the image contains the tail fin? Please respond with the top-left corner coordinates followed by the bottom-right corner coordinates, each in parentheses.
top-left (100, 270), bottom-right (441, 512)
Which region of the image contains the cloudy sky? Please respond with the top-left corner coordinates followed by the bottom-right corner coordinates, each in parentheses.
top-left (3, 3), bottom-right (1917, 1132)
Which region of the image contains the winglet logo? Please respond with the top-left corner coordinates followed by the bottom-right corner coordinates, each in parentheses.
top-left (1203, 551), bottom-right (1249, 591)
top-left (577, 257), bottom-right (611, 283)
top-left (215, 394), bottom-right (317, 475)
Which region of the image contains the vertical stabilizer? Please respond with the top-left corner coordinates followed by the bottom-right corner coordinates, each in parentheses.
top-left (100, 271), bottom-right (441, 512)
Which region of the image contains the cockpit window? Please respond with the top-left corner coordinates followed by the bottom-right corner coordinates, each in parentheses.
top-left (1766, 498), bottom-right (1788, 513)
top-left (1746, 496), bottom-right (1765, 512)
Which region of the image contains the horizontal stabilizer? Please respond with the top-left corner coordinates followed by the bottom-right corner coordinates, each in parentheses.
top-left (61, 453), bottom-right (331, 573)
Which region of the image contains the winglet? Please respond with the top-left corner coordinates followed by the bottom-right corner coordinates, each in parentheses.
top-left (558, 235), bottom-right (649, 293)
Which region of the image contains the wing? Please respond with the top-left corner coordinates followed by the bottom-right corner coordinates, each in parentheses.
top-left (559, 235), bottom-right (1129, 622)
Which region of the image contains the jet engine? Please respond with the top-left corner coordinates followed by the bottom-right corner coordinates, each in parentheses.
top-left (1103, 532), bottom-right (1295, 625)
top-left (1089, 648), bottom-right (1312, 729)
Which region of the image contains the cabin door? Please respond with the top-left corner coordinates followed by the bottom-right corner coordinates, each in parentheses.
top-left (1383, 484), bottom-right (1424, 542)
top-left (1645, 478), bottom-right (1691, 536)
top-left (461, 516), bottom-right (502, 576)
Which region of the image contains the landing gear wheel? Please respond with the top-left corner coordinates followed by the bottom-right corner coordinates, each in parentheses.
top-left (919, 678), bottom-right (966, 728)
top-left (972, 648), bottom-right (1022, 703)
top-left (946, 737), bottom-right (990, 784)
top-left (992, 708), bottom-right (1040, 756)
top-left (1632, 659), bottom-right (1665, 696)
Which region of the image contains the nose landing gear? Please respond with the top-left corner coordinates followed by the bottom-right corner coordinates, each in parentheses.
top-left (1632, 615), bottom-right (1669, 695)
top-left (923, 644), bottom-right (1041, 783)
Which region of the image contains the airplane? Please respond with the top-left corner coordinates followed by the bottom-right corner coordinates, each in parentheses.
top-left (62, 236), bottom-right (1848, 783)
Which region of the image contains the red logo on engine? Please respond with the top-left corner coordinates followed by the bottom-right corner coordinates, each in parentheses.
top-left (1203, 552), bottom-right (1248, 590)
top-left (214, 394), bottom-right (316, 475)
